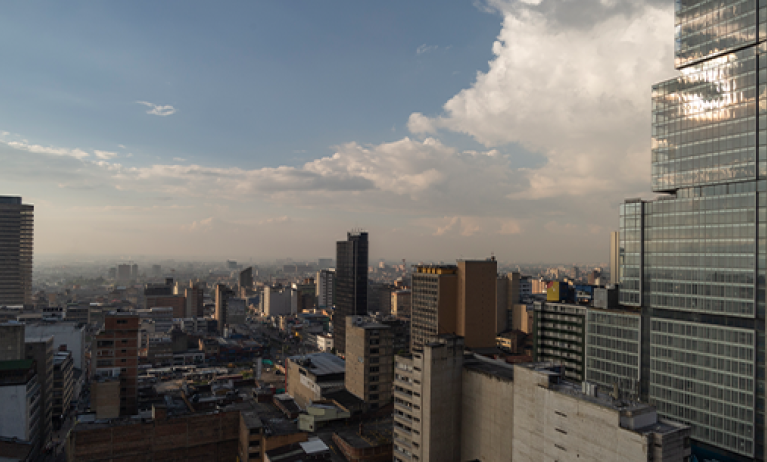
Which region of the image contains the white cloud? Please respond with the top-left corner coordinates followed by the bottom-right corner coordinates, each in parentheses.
top-left (416, 44), bottom-right (439, 55)
top-left (0, 136), bottom-right (89, 159)
top-left (173, 157), bottom-right (187, 162)
top-left (94, 150), bottom-right (118, 160)
top-left (409, 0), bottom-right (675, 200)
top-left (136, 101), bottom-right (177, 117)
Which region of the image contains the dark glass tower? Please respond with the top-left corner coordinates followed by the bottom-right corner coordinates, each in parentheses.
top-left (0, 196), bottom-right (33, 307)
top-left (333, 230), bottom-right (368, 355)
top-left (618, 1), bottom-right (767, 459)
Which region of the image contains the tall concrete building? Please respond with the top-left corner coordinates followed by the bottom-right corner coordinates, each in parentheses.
top-left (24, 335), bottom-right (53, 446)
top-left (613, 2), bottom-right (767, 458)
top-left (239, 267), bottom-right (253, 293)
top-left (92, 312), bottom-right (139, 416)
top-left (185, 282), bottom-right (205, 318)
top-left (531, 301), bottom-right (588, 382)
top-left (214, 284), bottom-right (235, 334)
top-left (333, 231), bottom-right (368, 355)
top-left (117, 264), bottom-right (131, 282)
top-left (344, 316), bottom-right (393, 409)
top-left (52, 350), bottom-right (74, 419)
top-left (393, 335), bottom-right (464, 462)
top-left (316, 269), bottom-right (335, 309)
top-left (411, 259), bottom-right (497, 351)
top-left (0, 359), bottom-right (42, 458)
top-left (0, 196), bottom-right (33, 307)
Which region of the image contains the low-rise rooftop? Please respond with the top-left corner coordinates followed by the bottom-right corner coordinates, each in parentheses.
top-left (287, 352), bottom-right (345, 377)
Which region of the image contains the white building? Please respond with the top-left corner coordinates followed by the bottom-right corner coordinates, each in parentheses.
top-left (24, 322), bottom-right (87, 370)
top-left (0, 359), bottom-right (42, 445)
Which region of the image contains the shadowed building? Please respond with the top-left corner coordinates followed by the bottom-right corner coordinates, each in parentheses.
top-left (333, 231), bottom-right (368, 355)
top-left (0, 196), bottom-right (33, 307)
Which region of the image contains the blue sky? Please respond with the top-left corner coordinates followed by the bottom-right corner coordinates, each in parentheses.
top-left (0, 1), bottom-right (500, 166)
top-left (0, 0), bottom-right (676, 263)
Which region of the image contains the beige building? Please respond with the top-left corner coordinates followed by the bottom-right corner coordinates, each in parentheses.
top-left (344, 316), bottom-right (393, 409)
top-left (411, 259), bottom-right (497, 351)
top-left (391, 290), bottom-right (411, 319)
top-left (511, 364), bottom-right (690, 462)
top-left (393, 335), bottom-right (464, 462)
top-left (285, 352), bottom-right (345, 409)
top-left (393, 335), bottom-right (691, 462)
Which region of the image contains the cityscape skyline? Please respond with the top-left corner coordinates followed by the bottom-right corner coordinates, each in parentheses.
top-left (0, 0), bottom-right (677, 262)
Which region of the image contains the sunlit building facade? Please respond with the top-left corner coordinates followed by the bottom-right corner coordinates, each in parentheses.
top-left (618, 1), bottom-right (767, 459)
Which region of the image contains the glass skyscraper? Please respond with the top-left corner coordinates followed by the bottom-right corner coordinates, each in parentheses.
top-left (618, 0), bottom-right (767, 458)
top-left (333, 230), bottom-right (368, 355)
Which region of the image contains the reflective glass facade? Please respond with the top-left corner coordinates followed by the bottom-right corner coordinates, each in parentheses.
top-left (653, 48), bottom-right (757, 192)
top-left (675, 0), bottom-right (760, 69)
top-left (650, 319), bottom-right (755, 455)
top-left (619, 202), bottom-right (643, 305)
top-left (616, 1), bottom-right (767, 458)
top-left (585, 309), bottom-right (641, 399)
top-left (643, 186), bottom-right (758, 317)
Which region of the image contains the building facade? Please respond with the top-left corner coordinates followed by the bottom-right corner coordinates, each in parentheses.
top-left (0, 359), bottom-right (41, 456)
top-left (0, 196), bottom-right (33, 307)
top-left (614, 3), bottom-right (767, 458)
top-left (411, 259), bottom-right (499, 352)
top-left (531, 301), bottom-right (587, 382)
top-left (24, 335), bottom-right (53, 446)
top-left (92, 312), bottom-right (139, 416)
top-left (52, 350), bottom-right (74, 419)
top-left (585, 306), bottom-right (642, 401)
top-left (316, 269), bottom-right (335, 310)
top-left (333, 231), bottom-right (368, 355)
top-left (344, 316), bottom-right (393, 409)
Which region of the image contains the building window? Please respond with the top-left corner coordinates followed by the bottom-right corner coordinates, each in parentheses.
top-left (117, 320), bottom-right (127, 324)
top-left (370, 385), bottom-right (378, 392)
top-left (370, 394), bottom-right (379, 400)
top-left (370, 348), bottom-right (379, 354)
top-left (369, 366), bottom-right (379, 372)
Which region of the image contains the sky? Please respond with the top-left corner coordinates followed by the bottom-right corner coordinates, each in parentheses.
top-left (0, 0), bottom-right (677, 263)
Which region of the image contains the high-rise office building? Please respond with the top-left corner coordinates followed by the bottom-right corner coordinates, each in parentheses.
top-left (316, 269), bottom-right (335, 309)
top-left (333, 231), bottom-right (368, 355)
top-left (411, 259), bottom-right (498, 351)
top-left (0, 196), bottom-right (33, 307)
top-left (239, 267), bottom-right (253, 293)
top-left (117, 264), bottom-right (131, 282)
top-left (616, 3), bottom-right (767, 458)
top-left (214, 284), bottom-right (235, 334)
